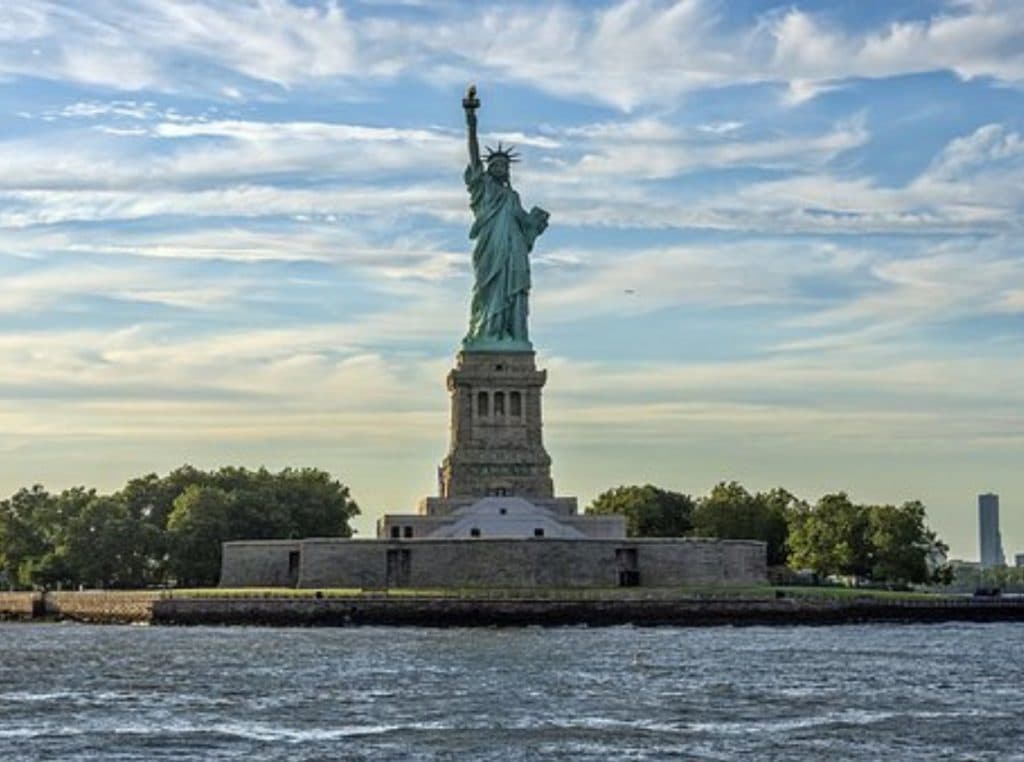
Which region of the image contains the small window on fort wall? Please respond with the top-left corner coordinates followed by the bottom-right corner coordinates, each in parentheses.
top-left (403, 526), bottom-right (413, 538)
top-left (510, 391), bottom-right (522, 417)
top-left (477, 390), bottom-right (489, 417)
top-left (470, 527), bottom-right (481, 538)
top-left (494, 391), bottom-right (505, 416)
top-left (390, 525), bottom-right (401, 539)
top-left (534, 528), bottom-right (545, 537)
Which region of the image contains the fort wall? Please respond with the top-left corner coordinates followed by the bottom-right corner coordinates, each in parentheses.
top-left (221, 537), bottom-right (768, 589)
top-left (220, 540), bottom-right (301, 588)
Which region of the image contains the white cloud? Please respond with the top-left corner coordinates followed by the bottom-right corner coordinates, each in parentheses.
top-left (0, 114), bottom-right (1019, 238)
top-left (53, 100), bottom-right (162, 120)
top-left (769, 0), bottom-right (1024, 86)
top-left (781, 78), bottom-right (844, 106)
top-left (697, 121), bottom-right (744, 135)
top-left (0, 258), bottom-right (249, 313)
top-left (2, 1), bottom-right (1023, 108)
top-left (0, 117), bottom-right (465, 192)
top-left (563, 113), bottom-right (868, 179)
top-left (918, 122), bottom-right (1024, 182)
top-left (787, 237), bottom-right (1024, 338)
top-left (0, 0), bottom-right (359, 93)
top-left (0, 184), bottom-right (465, 229)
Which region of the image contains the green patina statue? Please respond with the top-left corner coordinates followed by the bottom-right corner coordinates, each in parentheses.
top-left (461, 84), bottom-right (549, 352)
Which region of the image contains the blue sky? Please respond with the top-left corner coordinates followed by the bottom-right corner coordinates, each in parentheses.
top-left (1, 0), bottom-right (1023, 560)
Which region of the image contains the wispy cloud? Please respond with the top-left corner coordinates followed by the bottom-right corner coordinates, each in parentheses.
top-left (3, 1), bottom-right (1024, 108)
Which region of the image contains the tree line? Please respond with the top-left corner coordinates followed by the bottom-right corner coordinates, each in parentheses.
top-left (1, 469), bottom-right (950, 590)
top-left (0, 466), bottom-right (359, 590)
top-left (586, 482), bottom-right (950, 585)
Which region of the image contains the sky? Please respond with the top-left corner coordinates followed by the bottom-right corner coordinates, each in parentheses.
top-left (1, 0), bottom-right (1022, 560)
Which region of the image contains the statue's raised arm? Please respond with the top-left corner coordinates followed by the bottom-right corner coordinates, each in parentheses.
top-left (463, 84), bottom-right (481, 169)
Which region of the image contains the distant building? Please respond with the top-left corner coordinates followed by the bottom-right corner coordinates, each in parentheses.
top-left (978, 493), bottom-right (1005, 568)
top-left (1015, 553), bottom-right (1024, 569)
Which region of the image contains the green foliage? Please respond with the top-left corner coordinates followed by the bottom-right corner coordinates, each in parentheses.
top-left (867, 500), bottom-right (942, 584)
top-left (0, 486), bottom-right (55, 586)
top-left (789, 493), bottom-right (947, 584)
top-left (589, 481), bottom-right (949, 586)
top-left (167, 486), bottom-right (235, 588)
top-left (0, 465), bottom-right (359, 590)
top-left (788, 492), bottom-right (871, 578)
top-left (692, 482), bottom-right (795, 566)
top-left (586, 484), bottom-right (694, 537)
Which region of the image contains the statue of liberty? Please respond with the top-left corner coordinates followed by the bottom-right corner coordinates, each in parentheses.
top-left (461, 85), bottom-right (549, 351)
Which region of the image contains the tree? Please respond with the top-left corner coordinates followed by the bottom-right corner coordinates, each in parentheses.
top-left (115, 468), bottom-right (213, 585)
top-left (120, 465), bottom-right (359, 585)
top-left (586, 485), bottom-right (693, 537)
top-left (1, 465), bottom-right (360, 589)
top-left (691, 482), bottom-right (794, 566)
top-left (269, 467), bottom-right (359, 539)
top-left (166, 486), bottom-right (234, 587)
top-left (788, 493), bottom-right (947, 584)
top-left (0, 486), bottom-right (97, 588)
top-left (62, 496), bottom-right (133, 589)
top-left (868, 501), bottom-right (947, 585)
top-left (787, 492), bottom-right (872, 578)
top-left (0, 486), bottom-right (54, 587)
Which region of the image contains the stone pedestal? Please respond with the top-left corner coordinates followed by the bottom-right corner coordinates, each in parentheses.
top-left (422, 350), bottom-right (576, 516)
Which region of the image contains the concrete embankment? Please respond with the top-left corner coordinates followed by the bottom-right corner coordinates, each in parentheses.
top-left (0, 591), bottom-right (159, 623)
top-left (0, 592), bottom-right (42, 620)
top-left (3, 591), bottom-right (1024, 626)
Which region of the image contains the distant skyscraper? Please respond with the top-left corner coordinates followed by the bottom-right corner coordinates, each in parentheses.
top-left (1016, 553), bottom-right (1024, 569)
top-left (978, 493), bottom-right (1005, 568)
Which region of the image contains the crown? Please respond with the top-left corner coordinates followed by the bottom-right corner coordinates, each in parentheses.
top-left (484, 142), bottom-right (520, 164)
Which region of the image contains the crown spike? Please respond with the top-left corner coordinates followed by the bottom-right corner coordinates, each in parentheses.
top-left (485, 141), bottom-right (521, 164)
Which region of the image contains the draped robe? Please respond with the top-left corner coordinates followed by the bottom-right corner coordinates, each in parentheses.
top-left (463, 162), bottom-right (546, 349)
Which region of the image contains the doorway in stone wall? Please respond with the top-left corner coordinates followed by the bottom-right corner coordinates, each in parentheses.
top-left (615, 547), bottom-right (639, 587)
top-left (386, 548), bottom-right (411, 587)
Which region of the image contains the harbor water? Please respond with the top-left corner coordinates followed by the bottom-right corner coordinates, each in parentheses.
top-left (1, 623), bottom-right (1022, 760)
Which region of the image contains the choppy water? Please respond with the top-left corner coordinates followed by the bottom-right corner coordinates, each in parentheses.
top-left (1, 623), bottom-right (1022, 760)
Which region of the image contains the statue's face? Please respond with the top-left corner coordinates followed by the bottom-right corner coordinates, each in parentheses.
top-left (487, 158), bottom-right (510, 181)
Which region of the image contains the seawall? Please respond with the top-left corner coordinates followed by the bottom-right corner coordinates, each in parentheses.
top-left (152, 594), bottom-right (1024, 627)
top-left (0, 592), bottom-right (42, 620)
top-left (0, 591), bottom-right (159, 623)
top-left (3, 590), bottom-right (1024, 626)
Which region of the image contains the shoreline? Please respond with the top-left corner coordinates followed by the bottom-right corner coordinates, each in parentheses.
top-left (3, 589), bottom-right (1024, 627)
